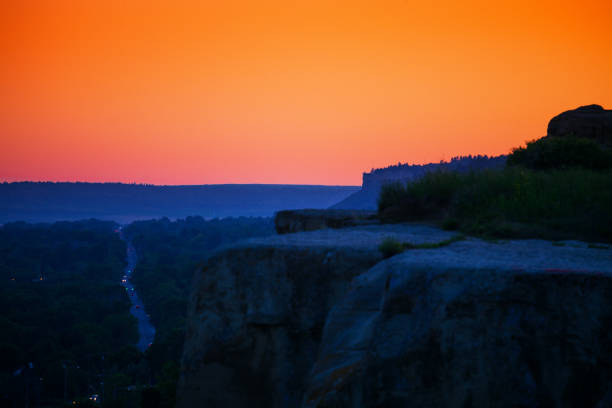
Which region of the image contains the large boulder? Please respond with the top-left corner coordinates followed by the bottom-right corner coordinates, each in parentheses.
top-left (547, 104), bottom-right (612, 146)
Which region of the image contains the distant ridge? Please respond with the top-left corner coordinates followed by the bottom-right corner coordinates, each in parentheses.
top-left (0, 182), bottom-right (359, 223)
top-left (331, 155), bottom-right (506, 210)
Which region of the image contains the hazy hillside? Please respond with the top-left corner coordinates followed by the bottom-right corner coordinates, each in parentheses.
top-left (0, 182), bottom-right (359, 223)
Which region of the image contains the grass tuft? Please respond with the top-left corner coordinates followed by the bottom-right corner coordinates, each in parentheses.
top-left (379, 238), bottom-right (405, 258)
top-left (379, 235), bottom-right (465, 258)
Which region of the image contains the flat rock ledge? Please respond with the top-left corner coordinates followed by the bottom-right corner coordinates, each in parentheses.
top-left (178, 224), bottom-right (612, 408)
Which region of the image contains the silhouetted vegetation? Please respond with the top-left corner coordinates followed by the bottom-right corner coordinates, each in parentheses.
top-left (378, 135), bottom-right (612, 241)
top-left (122, 216), bottom-right (275, 407)
top-left (367, 154), bottom-right (506, 175)
top-left (507, 137), bottom-right (612, 170)
top-left (378, 167), bottom-right (612, 242)
top-left (0, 220), bottom-right (142, 407)
top-left (335, 155), bottom-right (507, 210)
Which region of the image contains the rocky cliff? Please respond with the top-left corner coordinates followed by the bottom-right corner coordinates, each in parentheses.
top-left (178, 223), bottom-right (612, 407)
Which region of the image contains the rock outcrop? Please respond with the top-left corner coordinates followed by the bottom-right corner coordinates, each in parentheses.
top-left (178, 225), bottom-right (612, 408)
top-left (305, 239), bottom-right (612, 407)
top-left (547, 104), bottom-right (612, 146)
top-left (177, 225), bottom-right (455, 408)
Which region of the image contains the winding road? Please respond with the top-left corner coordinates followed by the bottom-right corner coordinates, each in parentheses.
top-left (117, 227), bottom-right (156, 352)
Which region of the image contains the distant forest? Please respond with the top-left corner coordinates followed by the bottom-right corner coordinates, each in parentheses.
top-left (0, 220), bottom-right (137, 407)
top-left (0, 183), bottom-right (359, 224)
top-left (366, 154), bottom-right (507, 176)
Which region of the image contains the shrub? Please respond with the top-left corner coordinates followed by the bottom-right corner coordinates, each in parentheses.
top-left (378, 171), bottom-right (461, 220)
top-left (377, 167), bottom-right (612, 242)
top-left (507, 137), bottom-right (612, 170)
top-left (378, 238), bottom-right (405, 258)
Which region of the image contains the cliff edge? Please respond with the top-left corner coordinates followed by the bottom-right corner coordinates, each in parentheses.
top-left (178, 224), bottom-right (612, 407)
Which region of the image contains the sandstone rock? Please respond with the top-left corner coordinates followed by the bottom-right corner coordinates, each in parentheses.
top-left (177, 244), bottom-right (381, 408)
top-left (547, 104), bottom-right (612, 146)
top-left (177, 225), bottom-right (455, 408)
top-left (304, 238), bottom-right (612, 408)
top-left (178, 225), bottom-right (612, 408)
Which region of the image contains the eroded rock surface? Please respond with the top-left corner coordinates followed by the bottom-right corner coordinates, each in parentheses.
top-left (178, 246), bottom-right (377, 408)
top-left (305, 239), bottom-right (612, 408)
top-left (178, 225), bottom-right (612, 408)
top-left (177, 225), bottom-right (453, 408)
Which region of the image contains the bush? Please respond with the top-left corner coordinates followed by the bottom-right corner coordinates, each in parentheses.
top-left (507, 137), bottom-right (612, 170)
top-left (378, 238), bottom-right (405, 258)
top-left (378, 171), bottom-right (461, 220)
top-left (377, 167), bottom-right (612, 242)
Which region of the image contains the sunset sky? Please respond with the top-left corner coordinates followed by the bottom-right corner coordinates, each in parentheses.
top-left (1, 0), bottom-right (611, 185)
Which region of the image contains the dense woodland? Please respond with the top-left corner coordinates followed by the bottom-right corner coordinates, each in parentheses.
top-left (0, 220), bottom-right (139, 407)
top-left (366, 154), bottom-right (507, 176)
top-left (0, 217), bottom-right (274, 408)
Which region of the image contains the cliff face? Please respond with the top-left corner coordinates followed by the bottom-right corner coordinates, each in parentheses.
top-left (178, 225), bottom-right (612, 408)
top-left (178, 244), bottom-right (381, 408)
top-left (305, 239), bottom-right (612, 407)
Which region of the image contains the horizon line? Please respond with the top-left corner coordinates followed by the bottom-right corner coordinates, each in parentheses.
top-left (1, 180), bottom-right (361, 188)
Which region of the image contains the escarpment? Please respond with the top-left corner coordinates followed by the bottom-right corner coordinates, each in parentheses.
top-left (178, 245), bottom-right (379, 408)
top-left (305, 239), bottom-right (612, 407)
top-left (178, 222), bottom-right (612, 408)
top-left (177, 224), bottom-right (454, 408)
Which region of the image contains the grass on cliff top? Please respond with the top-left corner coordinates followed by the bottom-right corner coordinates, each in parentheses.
top-left (377, 168), bottom-right (612, 243)
top-left (379, 235), bottom-right (465, 258)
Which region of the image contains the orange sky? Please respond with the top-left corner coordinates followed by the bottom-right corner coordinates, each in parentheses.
top-left (1, 0), bottom-right (611, 185)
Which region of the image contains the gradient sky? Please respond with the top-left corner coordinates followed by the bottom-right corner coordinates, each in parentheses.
top-left (1, 0), bottom-right (611, 185)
